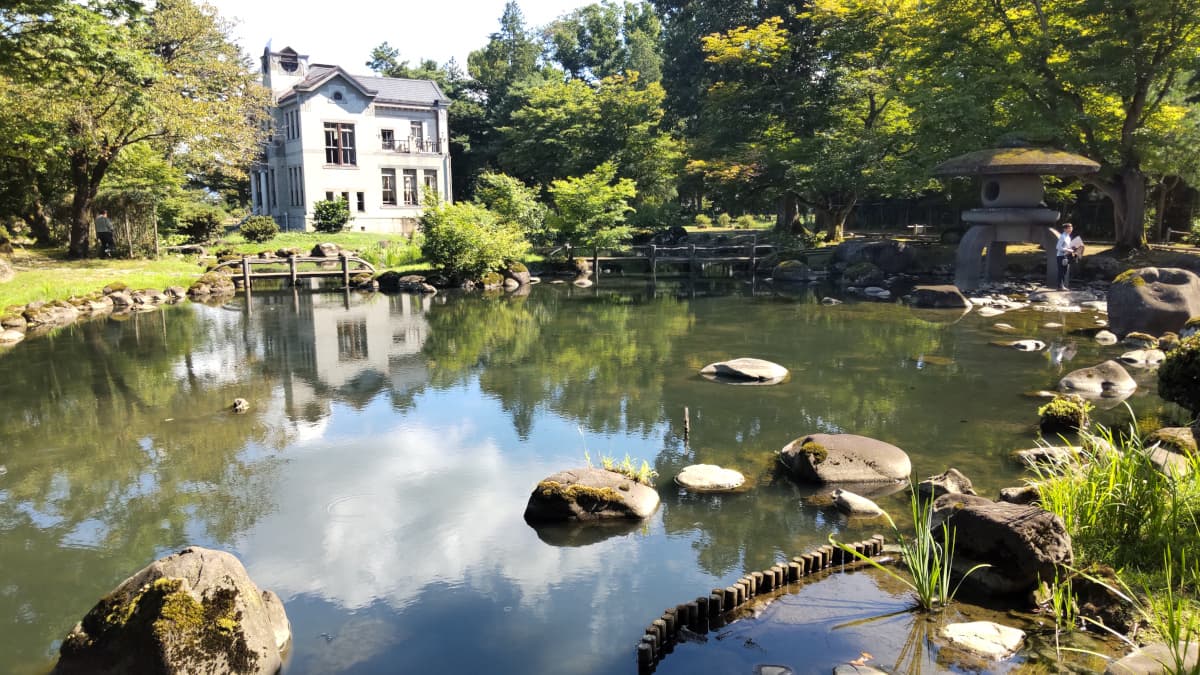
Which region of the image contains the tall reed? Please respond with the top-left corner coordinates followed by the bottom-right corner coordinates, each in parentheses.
top-left (832, 489), bottom-right (988, 611)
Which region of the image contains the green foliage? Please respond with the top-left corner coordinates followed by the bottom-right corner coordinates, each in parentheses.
top-left (547, 162), bottom-right (636, 254)
top-left (238, 216), bottom-right (277, 244)
top-left (735, 215), bottom-right (757, 229)
top-left (692, 214), bottom-right (712, 228)
top-left (313, 198), bottom-right (351, 234)
top-left (716, 213), bottom-right (732, 228)
top-left (1160, 335), bottom-right (1200, 414)
top-left (419, 201), bottom-right (529, 280)
top-left (473, 172), bottom-right (548, 242)
top-left (355, 236), bottom-right (424, 271)
top-left (831, 490), bottom-right (989, 611)
top-left (543, 1), bottom-right (662, 83)
top-left (1033, 422), bottom-right (1200, 576)
top-left (180, 206), bottom-right (225, 244)
top-left (600, 453), bottom-right (658, 486)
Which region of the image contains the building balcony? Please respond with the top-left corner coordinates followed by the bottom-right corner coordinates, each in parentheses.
top-left (381, 138), bottom-right (442, 154)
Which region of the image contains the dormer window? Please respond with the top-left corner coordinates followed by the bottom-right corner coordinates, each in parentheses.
top-left (279, 48), bottom-right (299, 73)
top-left (333, 91), bottom-right (344, 102)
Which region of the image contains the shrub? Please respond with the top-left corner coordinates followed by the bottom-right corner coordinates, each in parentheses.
top-left (716, 213), bottom-right (732, 228)
top-left (419, 202), bottom-right (529, 280)
top-left (693, 214), bottom-right (712, 228)
top-left (735, 215), bottom-right (756, 229)
top-left (180, 206), bottom-right (225, 244)
top-left (1159, 335), bottom-right (1200, 416)
top-left (313, 197), bottom-right (351, 234)
top-left (1038, 395), bottom-right (1093, 435)
top-left (239, 216), bottom-right (278, 243)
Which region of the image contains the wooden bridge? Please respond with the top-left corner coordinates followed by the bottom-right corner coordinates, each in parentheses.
top-left (212, 254), bottom-right (376, 290)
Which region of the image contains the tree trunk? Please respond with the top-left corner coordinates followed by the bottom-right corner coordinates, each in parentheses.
top-left (774, 191), bottom-right (800, 233)
top-left (1095, 167), bottom-right (1148, 252)
top-left (67, 151), bottom-right (109, 258)
top-left (22, 200), bottom-right (52, 246)
top-left (814, 199), bottom-right (856, 242)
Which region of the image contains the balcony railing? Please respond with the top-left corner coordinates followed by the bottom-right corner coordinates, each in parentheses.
top-left (381, 138), bottom-right (442, 154)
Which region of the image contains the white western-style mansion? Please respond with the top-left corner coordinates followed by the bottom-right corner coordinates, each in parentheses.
top-left (250, 46), bottom-right (452, 234)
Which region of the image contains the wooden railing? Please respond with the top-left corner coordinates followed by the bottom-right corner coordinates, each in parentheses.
top-left (211, 254), bottom-right (376, 290)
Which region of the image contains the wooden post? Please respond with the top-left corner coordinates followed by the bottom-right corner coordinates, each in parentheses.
top-left (289, 255), bottom-right (298, 286)
top-left (241, 257), bottom-right (251, 291)
top-left (124, 214), bottom-right (134, 258)
top-left (750, 234), bottom-right (758, 271)
top-left (649, 244), bottom-right (657, 278)
top-left (592, 249), bottom-right (599, 285)
top-left (341, 253), bottom-right (350, 288)
top-left (683, 406), bottom-right (690, 441)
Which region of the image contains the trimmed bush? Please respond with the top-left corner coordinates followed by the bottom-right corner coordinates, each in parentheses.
top-left (240, 216), bottom-right (278, 243)
top-left (1158, 335), bottom-right (1200, 416)
top-left (419, 202), bottom-right (529, 281)
top-left (735, 215), bottom-right (756, 229)
top-left (716, 213), bottom-right (732, 228)
top-left (181, 206), bottom-right (225, 244)
top-left (693, 214), bottom-right (712, 228)
top-left (313, 198), bottom-right (351, 234)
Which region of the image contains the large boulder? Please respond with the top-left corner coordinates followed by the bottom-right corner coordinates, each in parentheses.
top-left (772, 259), bottom-right (818, 282)
top-left (1059, 360), bottom-right (1137, 396)
top-left (1105, 643), bottom-right (1199, 675)
top-left (779, 433), bottom-right (911, 484)
top-left (310, 242), bottom-right (341, 258)
top-left (1108, 267), bottom-right (1200, 337)
top-left (524, 467), bottom-right (660, 522)
top-left (932, 494), bottom-right (1073, 595)
top-left (55, 546), bottom-right (290, 675)
top-left (833, 239), bottom-right (916, 274)
top-left (910, 285), bottom-right (970, 309)
top-left (699, 357), bottom-right (789, 383)
top-left (375, 271), bottom-right (437, 294)
top-left (1147, 427), bottom-right (1198, 457)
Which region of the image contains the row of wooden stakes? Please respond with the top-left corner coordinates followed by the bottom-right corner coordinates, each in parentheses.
top-left (636, 534), bottom-right (887, 670)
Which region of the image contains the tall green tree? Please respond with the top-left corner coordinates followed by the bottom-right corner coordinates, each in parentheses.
top-left (547, 162), bottom-right (637, 256)
top-left (544, 1), bottom-right (663, 83)
top-left (2, 0), bottom-right (267, 257)
top-left (501, 72), bottom-right (682, 210)
top-left (901, 0), bottom-right (1200, 250)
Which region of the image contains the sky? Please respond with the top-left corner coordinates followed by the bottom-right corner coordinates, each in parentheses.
top-left (206, 0), bottom-right (594, 75)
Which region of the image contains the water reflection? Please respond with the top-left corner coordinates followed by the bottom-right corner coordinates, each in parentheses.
top-left (0, 282), bottom-right (1175, 674)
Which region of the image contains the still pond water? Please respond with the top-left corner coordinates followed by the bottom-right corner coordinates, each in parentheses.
top-left (0, 280), bottom-right (1167, 674)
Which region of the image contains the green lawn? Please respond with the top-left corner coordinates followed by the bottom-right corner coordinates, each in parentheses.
top-left (2, 248), bottom-right (203, 309)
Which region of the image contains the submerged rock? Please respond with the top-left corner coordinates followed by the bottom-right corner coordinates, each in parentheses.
top-left (779, 433), bottom-right (910, 484)
top-left (700, 357), bottom-right (789, 383)
top-left (1104, 642), bottom-right (1199, 675)
top-left (917, 468), bottom-right (977, 498)
top-left (992, 339), bottom-right (1046, 352)
top-left (524, 467), bottom-right (659, 522)
top-left (832, 489), bottom-right (884, 517)
top-left (1118, 348), bottom-right (1165, 368)
top-left (675, 464), bottom-right (744, 492)
top-left (55, 546), bottom-right (290, 675)
top-left (940, 621), bottom-right (1025, 660)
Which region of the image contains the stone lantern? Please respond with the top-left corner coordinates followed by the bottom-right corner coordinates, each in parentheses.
top-left (933, 147), bottom-right (1100, 290)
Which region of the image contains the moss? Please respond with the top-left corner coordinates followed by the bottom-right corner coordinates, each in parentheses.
top-left (801, 440), bottom-right (828, 464)
top-left (506, 261), bottom-right (528, 273)
top-left (537, 480), bottom-right (621, 504)
top-left (480, 271), bottom-right (503, 286)
top-left (1159, 335), bottom-right (1200, 415)
top-left (845, 262), bottom-right (876, 277)
top-left (1124, 331), bottom-right (1157, 346)
top-left (1159, 333), bottom-right (1181, 352)
top-left (1113, 269), bottom-right (1146, 287)
top-left (1038, 394), bottom-right (1093, 434)
top-left (103, 281), bottom-right (129, 293)
top-left (1186, 317), bottom-right (1200, 329)
top-left (1148, 427), bottom-right (1198, 457)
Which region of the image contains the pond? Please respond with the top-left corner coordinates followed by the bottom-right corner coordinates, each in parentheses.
top-left (0, 280), bottom-right (1168, 674)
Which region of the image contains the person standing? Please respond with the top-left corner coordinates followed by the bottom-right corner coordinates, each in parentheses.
top-left (1053, 222), bottom-right (1083, 290)
top-left (95, 209), bottom-right (114, 258)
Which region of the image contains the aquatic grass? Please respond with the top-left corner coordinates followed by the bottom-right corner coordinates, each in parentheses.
top-left (831, 489), bottom-right (988, 611)
top-left (1031, 416), bottom-right (1200, 577)
top-left (600, 453), bottom-right (657, 486)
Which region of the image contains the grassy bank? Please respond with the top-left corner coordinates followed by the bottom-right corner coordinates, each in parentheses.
top-left (1, 248), bottom-right (202, 309)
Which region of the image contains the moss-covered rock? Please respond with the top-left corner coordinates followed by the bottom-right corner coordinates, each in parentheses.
top-left (1182, 317), bottom-right (1200, 339)
top-left (1147, 427), bottom-right (1198, 457)
top-left (523, 467), bottom-right (660, 522)
top-left (55, 546), bottom-right (289, 675)
top-left (1123, 331), bottom-right (1158, 349)
top-left (1159, 335), bottom-right (1200, 416)
top-left (843, 261), bottom-right (885, 286)
top-left (1038, 395), bottom-right (1093, 436)
top-left (102, 281), bottom-right (129, 294)
top-left (479, 271), bottom-right (503, 289)
top-left (188, 272), bottom-right (236, 298)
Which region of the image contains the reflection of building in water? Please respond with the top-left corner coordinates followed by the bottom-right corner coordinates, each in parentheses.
top-left (252, 290), bottom-right (432, 411)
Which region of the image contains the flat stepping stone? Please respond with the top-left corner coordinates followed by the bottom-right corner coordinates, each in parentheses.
top-left (941, 621), bottom-right (1024, 660)
top-left (675, 464), bottom-right (745, 492)
top-left (832, 488), bottom-right (884, 517)
top-left (700, 357), bottom-right (788, 384)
